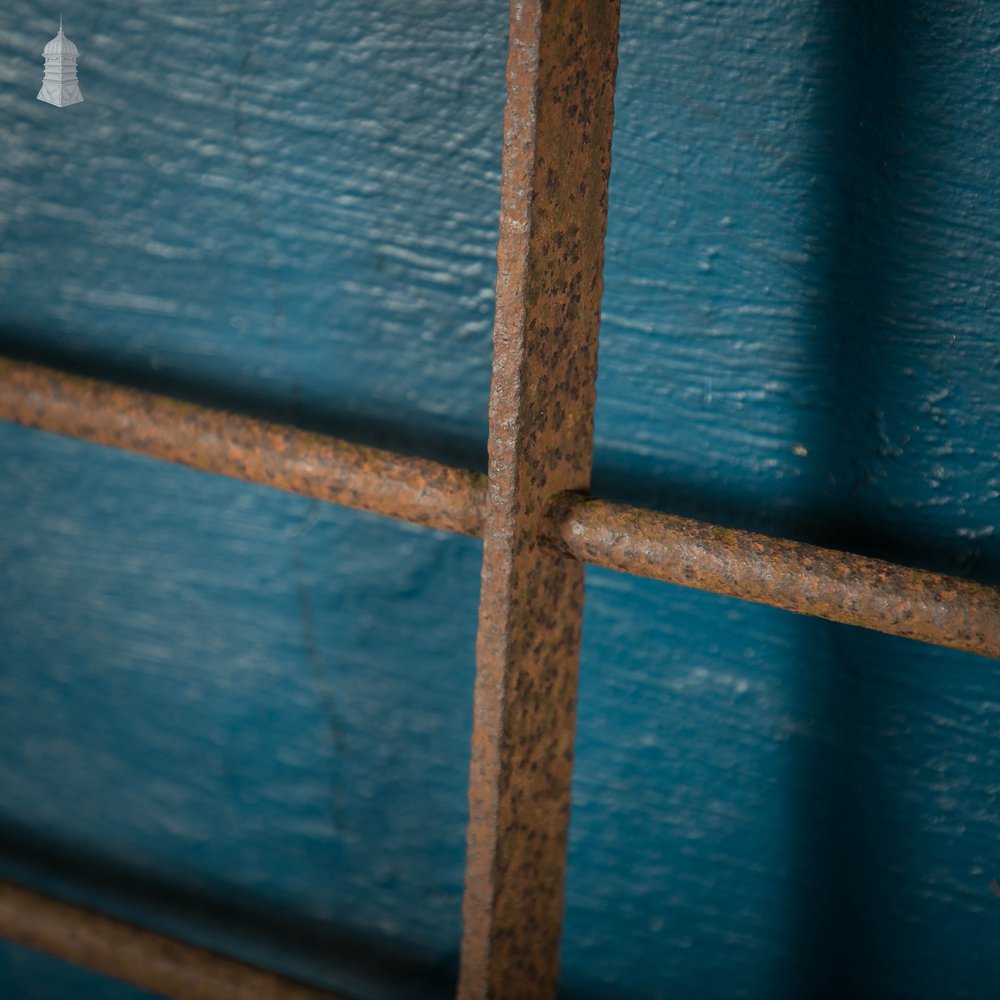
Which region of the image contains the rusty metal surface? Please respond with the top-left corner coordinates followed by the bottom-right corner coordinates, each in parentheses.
top-left (458, 2), bottom-right (620, 998)
top-left (0, 880), bottom-right (347, 1000)
top-left (549, 493), bottom-right (1000, 660)
top-left (1, 357), bottom-right (997, 662)
top-left (0, 357), bottom-right (486, 537)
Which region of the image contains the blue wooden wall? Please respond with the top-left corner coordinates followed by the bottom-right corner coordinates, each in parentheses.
top-left (1, 2), bottom-right (998, 997)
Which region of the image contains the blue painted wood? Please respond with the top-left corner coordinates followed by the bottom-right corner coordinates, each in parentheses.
top-left (1, 1), bottom-right (999, 998)
top-left (0, 941), bottom-right (157, 999)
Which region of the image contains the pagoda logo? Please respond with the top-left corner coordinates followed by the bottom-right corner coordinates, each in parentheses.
top-left (38, 17), bottom-right (84, 108)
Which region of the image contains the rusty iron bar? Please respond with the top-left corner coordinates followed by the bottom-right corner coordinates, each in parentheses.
top-left (1, 356), bottom-right (998, 660)
top-left (0, 880), bottom-right (348, 1000)
top-left (1, 6), bottom-right (994, 1000)
top-left (0, 357), bottom-right (486, 537)
top-left (549, 493), bottom-right (1000, 660)
top-left (0, 384), bottom-right (999, 990)
top-left (458, 2), bottom-right (621, 998)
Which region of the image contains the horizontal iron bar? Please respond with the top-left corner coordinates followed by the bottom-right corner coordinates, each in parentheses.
top-left (1, 357), bottom-right (997, 659)
top-left (0, 880), bottom-right (348, 1000)
top-left (549, 494), bottom-right (1000, 660)
top-left (0, 358), bottom-right (486, 537)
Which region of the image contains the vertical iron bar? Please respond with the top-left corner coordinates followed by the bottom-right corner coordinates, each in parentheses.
top-left (459, 2), bottom-right (620, 997)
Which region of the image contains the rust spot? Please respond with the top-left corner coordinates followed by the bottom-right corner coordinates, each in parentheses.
top-left (458, 2), bottom-right (621, 998)
top-left (545, 493), bottom-right (1000, 661)
top-left (0, 358), bottom-right (486, 538)
top-left (4, 355), bottom-right (991, 664)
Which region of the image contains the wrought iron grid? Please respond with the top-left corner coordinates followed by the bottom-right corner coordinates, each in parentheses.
top-left (0, 2), bottom-right (996, 998)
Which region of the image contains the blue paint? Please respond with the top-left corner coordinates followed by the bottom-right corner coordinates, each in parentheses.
top-left (0, 942), bottom-right (158, 999)
top-left (1, 1), bottom-right (999, 998)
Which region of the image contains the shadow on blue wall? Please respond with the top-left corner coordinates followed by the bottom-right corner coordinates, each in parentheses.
top-left (0, 329), bottom-right (489, 477)
top-left (0, 818), bottom-right (454, 997)
top-left (2, 2), bottom-right (1000, 998)
top-left (791, 4), bottom-right (993, 996)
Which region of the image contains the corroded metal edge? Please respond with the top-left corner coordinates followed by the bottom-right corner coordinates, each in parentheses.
top-left (459, 2), bottom-right (621, 997)
top-left (549, 493), bottom-right (1000, 660)
top-left (0, 881), bottom-right (347, 1000)
top-left (0, 370), bottom-right (998, 999)
top-left (0, 357), bottom-right (486, 537)
top-left (1, 357), bottom-right (996, 662)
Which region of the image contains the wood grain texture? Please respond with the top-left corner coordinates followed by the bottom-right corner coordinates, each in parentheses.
top-left (595, 0), bottom-right (1000, 577)
top-left (0, 423), bottom-right (479, 1000)
top-left (0, 1), bottom-right (506, 460)
top-left (0, 1), bottom-right (999, 998)
top-left (564, 3), bottom-right (1000, 998)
